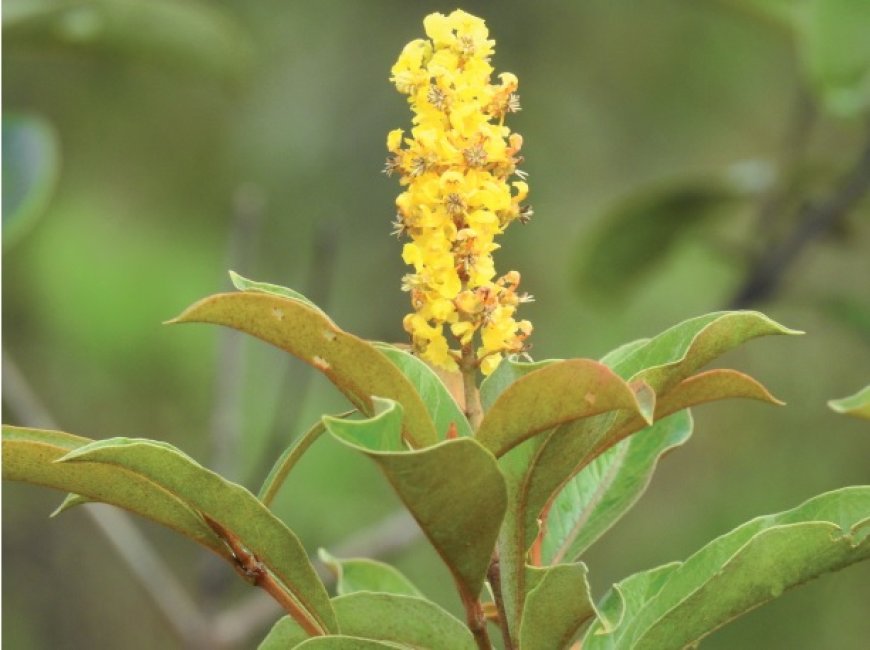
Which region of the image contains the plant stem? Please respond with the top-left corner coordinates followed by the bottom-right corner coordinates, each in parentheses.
top-left (729, 129), bottom-right (870, 308)
top-left (461, 590), bottom-right (494, 650)
top-left (460, 345), bottom-right (483, 431)
top-left (488, 551), bottom-right (515, 650)
top-left (204, 516), bottom-right (326, 638)
top-left (258, 411), bottom-right (355, 507)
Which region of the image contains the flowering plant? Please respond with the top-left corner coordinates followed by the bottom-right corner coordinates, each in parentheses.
top-left (3, 10), bottom-right (869, 650)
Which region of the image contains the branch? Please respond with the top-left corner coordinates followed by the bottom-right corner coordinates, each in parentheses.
top-left (211, 509), bottom-right (422, 646)
top-left (729, 132), bottom-right (870, 308)
top-left (204, 516), bottom-right (325, 637)
top-left (2, 351), bottom-right (216, 649)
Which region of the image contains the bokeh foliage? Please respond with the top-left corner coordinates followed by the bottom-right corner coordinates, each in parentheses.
top-left (3, 1), bottom-right (869, 648)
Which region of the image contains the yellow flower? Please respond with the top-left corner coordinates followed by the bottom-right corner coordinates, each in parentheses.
top-left (388, 10), bottom-right (533, 375)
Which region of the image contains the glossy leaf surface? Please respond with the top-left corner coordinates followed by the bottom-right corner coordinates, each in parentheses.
top-left (171, 290), bottom-right (438, 448)
top-left (584, 487), bottom-right (870, 649)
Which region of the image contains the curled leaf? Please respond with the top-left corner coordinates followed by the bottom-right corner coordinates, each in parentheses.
top-left (170, 290), bottom-right (438, 448)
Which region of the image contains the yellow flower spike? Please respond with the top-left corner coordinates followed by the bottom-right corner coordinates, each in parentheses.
top-left (387, 129), bottom-right (404, 152)
top-left (387, 10), bottom-right (533, 375)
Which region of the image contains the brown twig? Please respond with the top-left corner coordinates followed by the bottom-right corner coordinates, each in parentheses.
top-left (729, 131), bottom-right (870, 308)
top-left (2, 351), bottom-right (216, 649)
top-left (460, 345), bottom-right (484, 431)
top-left (203, 516), bottom-right (325, 638)
top-left (461, 589), bottom-right (494, 650)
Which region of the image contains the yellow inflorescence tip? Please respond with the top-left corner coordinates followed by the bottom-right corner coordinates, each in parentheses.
top-left (387, 10), bottom-right (532, 375)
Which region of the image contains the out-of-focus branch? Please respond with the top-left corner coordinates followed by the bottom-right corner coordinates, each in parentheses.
top-left (2, 351), bottom-right (217, 650)
top-left (210, 183), bottom-right (266, 482)
top-left (729, 132), bottom-right (870, 308)
top-left (253, 219), bottom-right (340, 483)
top-left (200, 184), bottom-right (267, 610)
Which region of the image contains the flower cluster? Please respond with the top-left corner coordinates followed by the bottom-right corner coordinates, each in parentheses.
top-left (386, 9), bottom-right (532, 375)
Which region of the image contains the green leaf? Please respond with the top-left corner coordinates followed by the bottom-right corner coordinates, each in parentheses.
top-left (1, 426), bottom-right (225, 555)
top-left (4, 0), bottom-right (252, 81)
top-left (170, 290), bottom-right (439, 448)
top-left (331, 592), bottom-right (475, 650)
top-left (230, 271), bottom-right (329, 319)
top-left (607, 311), bottom-right (801, 389)
top-left (258, 419), bottom-right (333, 508)
top-left (318, 550), bottom-right (423, 598)
top-left (373, 343), bottom-right (471, 439)
top-left (541, 411), bottom-right (694, 565)
top-left (573, 178), bottom-right (749, 299)
top-left (799, 0), bottom-right (870, 117)
top-left (2, 114), bottom-right (60, 248)
top-left (604, 369), bottom-right (783, 455)
top-left (324, 399), bottom-right (506, 608)
top-left (593, 562), bottom-right (681, 632)
top-left (56, 437), bottom-right (337, 634)
top-left (258, 615), bottom-right (311, 650)
top-left (520, 563), bottom-right (598, 650)
top-left (295, 638), bottom-right (406, 649)
top-left (725, 0), bottom-right (800, 28)
top-left (259, 592), bottom-right (472, 650)
top-left (476, 359), bottom-right (652, 458)
top-left (495, 311), bottom-right (796, 637)
top-left (828, 384), bottom-right (870, 419)
top-left (49, 492), bottom-right (91, 517)
top-left (583, 486), bottom-right (870, 649)
top-left (479, 356), bottom-right (556, 411)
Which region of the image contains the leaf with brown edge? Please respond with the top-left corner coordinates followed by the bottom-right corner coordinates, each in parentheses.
top-left (323, 399), bottom-right (506, 617)
top-left (2, 426), bottom-right (225, 556)
top-left (476, 359), bottom-right (653, 458)
top-left (57, 437), bottom-right (337, 635)
top-left (495, 312), bottom-right (797, 639)
top-left (169, 290), bottom-right (438, 448)
top-left (600, 368), bottom-right (783, 459)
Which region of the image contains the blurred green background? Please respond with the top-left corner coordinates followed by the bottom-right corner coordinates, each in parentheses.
top-left (4, 1), bottom-right (869, 648)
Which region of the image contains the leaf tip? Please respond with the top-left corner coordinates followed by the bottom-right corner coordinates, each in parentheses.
top-left (228, 269), bottom-right (245, 290)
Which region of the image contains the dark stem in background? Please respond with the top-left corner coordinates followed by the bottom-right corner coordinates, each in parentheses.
top-left (2, 351), bottom-right (218, 650)
top-left (751, 90), bottom-right (817, 245)
top-left (211, 183), bottom-right (265, 481)
top-left (200, 183), bottom-right (266, 610)
top-left (254, 218), bottom-right (340, 481)
top-left (729, 130), bottom-right (870, 309)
